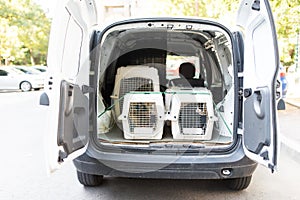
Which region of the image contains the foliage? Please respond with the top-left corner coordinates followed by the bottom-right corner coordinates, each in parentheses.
top-left (153, 0), bottom-right (239, 23)
top-left (270, 0), bottom-right (300, 67)
top-left (153, 0), bottom-right (300, 67)
top-left (0, 0), bottom-right (298, 67)
top-left (0, 0), bottom-right (50, 65)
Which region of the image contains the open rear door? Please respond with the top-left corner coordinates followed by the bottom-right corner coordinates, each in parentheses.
top-left (41, 0), bottom-right (98, 172)
top-left (237, 0), bottom-right (279, 172)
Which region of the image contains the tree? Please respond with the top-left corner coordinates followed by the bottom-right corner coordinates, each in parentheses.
top-left (269, 0), bottom-right (300, 66)
top-left (0, 18), bottom-right (24, 65)
top-left (0, 0), bottom-right (50, 65)
top-left (153, 0), bottom-right (300, 67)
top-left (152, 0), bottom-right (239, 23)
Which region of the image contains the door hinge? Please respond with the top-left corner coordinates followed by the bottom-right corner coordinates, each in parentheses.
top-left (82, 85), bottom-right (94, 94)
top-left (252, 0), bottom-right (260, 11)
top-left (39, 92), bottom-right (49, 106)
top-left (58, 150), bottom-right (67, 163)
top-left (268, 164), bottom-right (275, 173)
top-left (260, 151), bottom-right (269, 161)
top-left (204, 40), bottom-right (214, 50)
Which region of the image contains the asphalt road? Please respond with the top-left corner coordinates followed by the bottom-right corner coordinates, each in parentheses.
top-left (0, 91), bottom-right (299, 200)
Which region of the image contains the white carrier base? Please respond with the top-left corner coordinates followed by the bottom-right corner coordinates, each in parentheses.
top-left (165, 88), bottom-right (217, 140)
top-left (119, 93), bottom-right (164, 140)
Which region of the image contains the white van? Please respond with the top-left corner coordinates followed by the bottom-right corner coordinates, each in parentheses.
top-left (41, 0), bottom-right (280, 190)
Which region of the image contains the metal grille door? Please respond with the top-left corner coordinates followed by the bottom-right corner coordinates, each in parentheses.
top-left (128, 102), bottom-right (157, 133)
top-left (179, 103), bottom-right (207, 135)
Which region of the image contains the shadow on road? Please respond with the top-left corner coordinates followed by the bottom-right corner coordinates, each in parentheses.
top-left (82, 178), bottom-right (243, 200)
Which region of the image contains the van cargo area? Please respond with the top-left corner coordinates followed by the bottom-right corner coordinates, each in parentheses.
top-left (96, 21), bottom-right (235, 149)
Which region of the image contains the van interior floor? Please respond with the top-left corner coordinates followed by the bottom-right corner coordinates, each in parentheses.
top-left (98, 124), bottom-right (232, 146)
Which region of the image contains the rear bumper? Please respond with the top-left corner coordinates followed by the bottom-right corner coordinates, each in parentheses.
top-left (74, 154), bottom-right (257, 179)
top-left (73, 141), bottom-right (258, 180)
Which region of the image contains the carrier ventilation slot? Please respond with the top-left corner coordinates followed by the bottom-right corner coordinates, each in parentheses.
top-left (119, 77), bottom-right (154, 112)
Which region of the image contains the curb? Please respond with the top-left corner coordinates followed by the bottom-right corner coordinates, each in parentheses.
top-left (285, 99), bottom-right (300, 109)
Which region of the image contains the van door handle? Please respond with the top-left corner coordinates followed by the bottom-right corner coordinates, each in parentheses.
top-left (253, 90), bottom-right (265, 119)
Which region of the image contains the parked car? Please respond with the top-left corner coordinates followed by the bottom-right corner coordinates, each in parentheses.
top-left (41, 0), bottom-right (280, 190)
top-left (32, 66), bottom-right (48, 73)
top-left (14, 66), bottom-right (47, 81)
top-left (0, 67), bottom-right (44, 92)
top-left (13, 66), bottom-right (43, 75)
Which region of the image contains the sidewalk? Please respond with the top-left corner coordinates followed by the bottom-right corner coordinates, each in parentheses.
top-left (280, 97), bottom-right (300, 161)
top-left (279, 71), bottom-right (300, 159)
